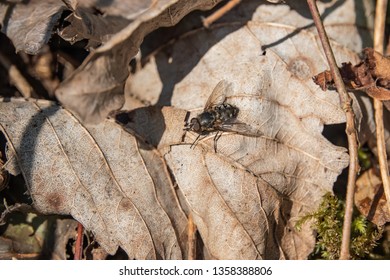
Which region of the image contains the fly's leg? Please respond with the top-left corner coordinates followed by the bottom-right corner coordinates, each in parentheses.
top-left (188, 132), bottom-right (221, 151)
top-left (213, 131), bottom-right (223, 153)
top-left (190, 134), bottom-right (202, 149)
top-left (181, 131), bottom-right (187, 143)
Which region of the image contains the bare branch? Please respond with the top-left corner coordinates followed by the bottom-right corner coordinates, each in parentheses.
top-left (202, 0), bottom-right (241, 28)
top-left (373, 0), bottom-right (390, 218)
top-left (306, 0), bottom-right (359, 260)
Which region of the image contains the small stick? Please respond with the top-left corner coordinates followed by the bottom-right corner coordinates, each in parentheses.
top-left (187, 213), bottom-right (197, 260)
top-left (74, 222), bottom-right (84, 260)
top-left (0, 51), bottom-right (33, 98)
top-left (373, 0), bottom-right (390, 214)
top-left (202, 0), bottom-right (241, 28)
top-left (306, 0), bottom-right (359, 260)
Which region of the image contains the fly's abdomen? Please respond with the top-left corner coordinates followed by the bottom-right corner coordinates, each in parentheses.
top-left (215, 104), bottom-right (239, 122)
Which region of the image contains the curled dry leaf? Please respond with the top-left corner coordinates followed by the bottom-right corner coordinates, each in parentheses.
top-left (355, 168), bottom-right (390, 226)
top-left (313, 46), bottom-right (390, 182)
top-left (58, 2), bottom-right (130, 49)
top-left (313, 48), bottom-right (390, 101)
top-left (0, 0), bottom-right (171, 55)
top-left (79, 0), bottom-right (171, 20)
top-left (0, 0), bottom-right (133, 54)
top-left (0, 99), bottom-right (187, 259)
top-left (0, 0), bottom-right (66, 54)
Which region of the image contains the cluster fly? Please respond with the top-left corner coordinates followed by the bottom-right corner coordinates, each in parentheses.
top-left (185, 80), bottom-right (259, 152)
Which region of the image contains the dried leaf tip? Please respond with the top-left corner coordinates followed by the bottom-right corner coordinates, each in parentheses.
top-left (313, 48), bottom-right (390, 102)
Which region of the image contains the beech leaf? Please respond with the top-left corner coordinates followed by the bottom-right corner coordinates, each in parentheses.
top-left (120, 13), bottom-right (358, 259)
top-left (0, 99), bottom-right (187, 259)
top-left (122, 99), bottom-right (349, 259)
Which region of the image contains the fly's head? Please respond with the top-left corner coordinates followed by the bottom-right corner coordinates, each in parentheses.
top-left (189, 117), bottom-right (202, 133)
top-left (186, 111), bottom-right (215, 134)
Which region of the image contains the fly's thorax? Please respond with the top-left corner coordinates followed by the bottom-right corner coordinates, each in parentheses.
top-left (189, 111), bottom-right (216, 133)
top-left (199, 111), bottom-right (216, 128)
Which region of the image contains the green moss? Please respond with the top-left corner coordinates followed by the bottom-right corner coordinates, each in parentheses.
top-left (358, 147), bottom-right (372, 171)
top-left (296, 193), bottom-right (383, 259)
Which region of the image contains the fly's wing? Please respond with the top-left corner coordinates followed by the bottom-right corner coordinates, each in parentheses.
top-left (204, 80), bottom-right (233, 110)
top-left (215, 120), bottom-right (263, 137)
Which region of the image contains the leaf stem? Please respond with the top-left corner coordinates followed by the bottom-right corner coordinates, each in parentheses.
top-left (373, 0), bottom-right (390, 215)
top-left (202, 0), bottom-right (241, 28)
top-left (74, 222), bottom-right (84, 260)
top-left (0, 51), bottom-right (33, 98)
top-left (187, 213), bottom-right (197, 260)
top-left (306, 0), bottom-right (359, 260)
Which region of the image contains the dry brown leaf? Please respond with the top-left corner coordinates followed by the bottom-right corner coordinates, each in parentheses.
top-left (355, 168), bottom-right (390, 226)
top-left (0, 99), bottom-right (187, 259)
top-left (0, 0), bottom-right (154, 55)
top-left (0, 0), bottom-right (66, 54)
top-left (363, 48), bottom-right (390, 100)
top-left (58, 2), bottom-right (130, 49)
top-left (121, 92), bottom-right (349, 260)
top-left (366, 48), bottom-right (390, 79)
top-left (77, 0), bottom-right (165, 20)
top-left (0, 0), bottom-right (225, 123)
top-left (126, 23), bottom-right (360, 117)
top-left (55, 0), bottom-right (224, 124)
top-left (313, 48), bottom-right (390, 101)
top-left (124, 0), bottom-right (388, 156)
top-left (0, 0), bottom-right (381, 260)
top-left (202, 0), bottom-right (374, 53)
top-left (118, 5), bottom-right (369, 258)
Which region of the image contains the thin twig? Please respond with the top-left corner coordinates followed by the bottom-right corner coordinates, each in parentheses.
top-left (187, 213), bottom-right (197, 260)
top-left (74, 222), bottom-right (84, 260)
top-left (373, 0), bottom-right (390, 215)
top-left (0, 51), bottom-right (33, 98)
top-left (202, 0), bottom-right (241, 28)
top-left (306, 0), bottom-right (359, 260)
